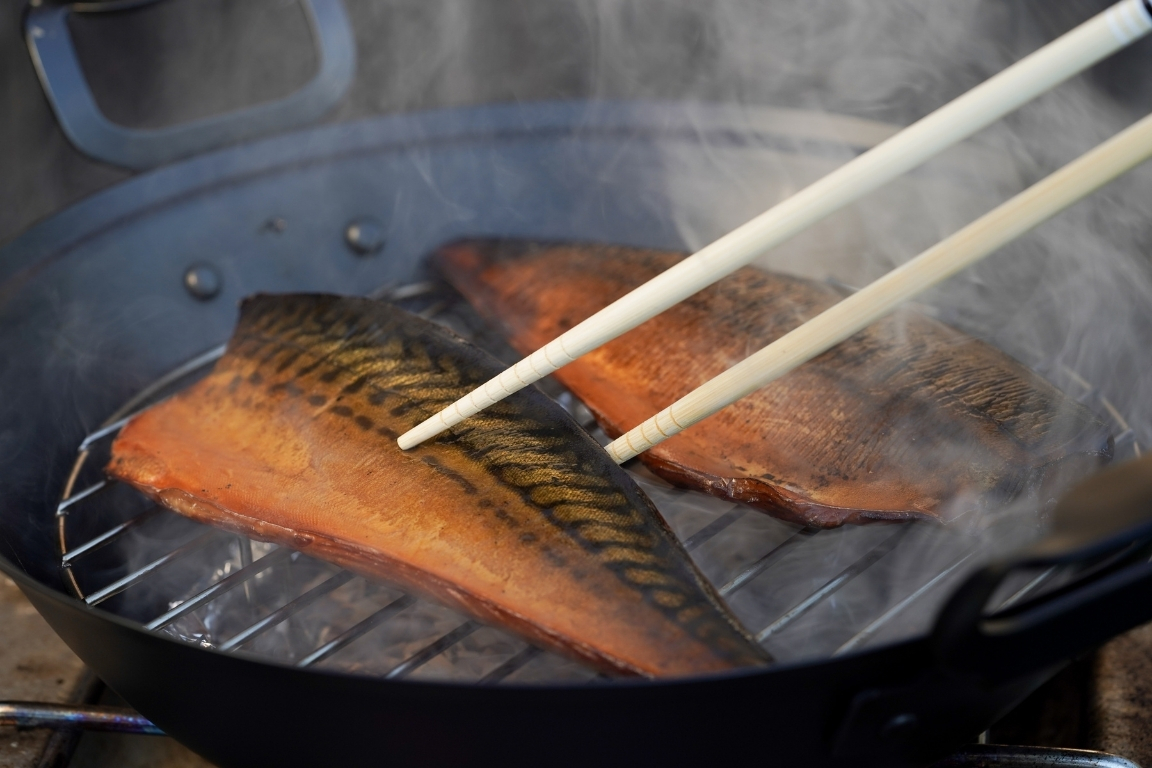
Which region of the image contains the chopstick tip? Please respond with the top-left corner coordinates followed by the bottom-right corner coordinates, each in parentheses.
top-left (396, 428), bottom-right (424, 450)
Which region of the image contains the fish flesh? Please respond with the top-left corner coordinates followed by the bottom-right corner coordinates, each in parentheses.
top-left (108, 294), bottom-right (769, 677)
top-left (434, 240), bottom-right (1113, 528)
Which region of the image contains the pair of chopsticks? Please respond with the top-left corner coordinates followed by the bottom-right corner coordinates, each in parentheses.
top-left (399, 0), bottom-right (1152, 459)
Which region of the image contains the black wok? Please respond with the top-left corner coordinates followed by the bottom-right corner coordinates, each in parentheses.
top-left (2, 102), bottom-right (1152, 768)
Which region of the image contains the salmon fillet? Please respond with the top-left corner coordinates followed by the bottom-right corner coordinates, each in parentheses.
top-left (434, 240), bottom-right (1113, 528)
top-left (108, 294), bottom-right (769, 677)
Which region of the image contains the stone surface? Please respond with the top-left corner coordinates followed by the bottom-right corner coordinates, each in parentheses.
top-left (0, 574), bottom-right (86, 768)
top-left (0, 575), bottom-right (214, 768)
top-left (1092, 620), bottom-right (1152, 767)
top-left (70, 732), bottom-right (216, 768)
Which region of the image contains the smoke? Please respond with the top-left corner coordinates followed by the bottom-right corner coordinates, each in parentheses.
top-left (511, 0), bottom-right (1152, 660)
top-left (641, 1), bottom-right (1152, 451)
top-left (633, 0), bottom-right (1152, 662)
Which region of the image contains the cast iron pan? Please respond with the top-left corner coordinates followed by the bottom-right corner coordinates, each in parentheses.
top-left (2, 103), bottom-right (1152, 767)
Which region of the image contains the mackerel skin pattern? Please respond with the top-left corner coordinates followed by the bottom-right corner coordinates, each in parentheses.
top-left (108, 294), bottom-right (768, 677)
top-left (434, 240), bottom-right (1112, 528)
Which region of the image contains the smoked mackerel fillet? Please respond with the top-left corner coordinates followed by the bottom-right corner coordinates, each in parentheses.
top-left (434, 240), bottom-right (1113, 528)
top-left (108, 294), bottom-right (768, 677)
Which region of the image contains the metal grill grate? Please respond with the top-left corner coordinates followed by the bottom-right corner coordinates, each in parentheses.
top-left (53, 282), bottom-right (1144, 684)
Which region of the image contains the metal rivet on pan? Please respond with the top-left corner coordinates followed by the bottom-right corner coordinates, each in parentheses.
top-left (183, 263), bottom-right (222, 300)
top-left (262, 217), bottom-right (288, 233)
top-left (881, 713), bottom-right (919, 742)
top-left (344, 217), bottom-right (385, 256)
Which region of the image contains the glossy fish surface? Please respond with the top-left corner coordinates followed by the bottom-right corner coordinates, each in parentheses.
top-left (108, 294), bottom-right (768, 677)
top-left (434, 240), bottom-right (1112, 528)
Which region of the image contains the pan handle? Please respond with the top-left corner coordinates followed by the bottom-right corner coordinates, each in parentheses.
top-left (933, 451), bottom-right (1152, 683)
top-left (24, 0), bottom-right (355, 170)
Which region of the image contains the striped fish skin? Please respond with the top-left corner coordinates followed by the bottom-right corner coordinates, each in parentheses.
top-left (434, 240), bottom-right (1113, 528)
top-left (108, 294), bottom-right (769, 677)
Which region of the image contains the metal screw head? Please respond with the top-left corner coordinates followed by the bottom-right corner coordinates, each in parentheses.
top-left (881, 713), bottom-right (919, 743)
top-left (183, 263), bottom-right (222, 300)
top-left (344, 217), bottom-right (385, 256)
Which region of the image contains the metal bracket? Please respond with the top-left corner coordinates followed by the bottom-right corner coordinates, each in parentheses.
top-left (830, 667), bottom-right (1056, 767)
top-left (0, 700), bottom-right (162, 734)
top-left (24, 0), bottom-right (355, 170)
top-left (933, 744), bottom-right (1142, 768)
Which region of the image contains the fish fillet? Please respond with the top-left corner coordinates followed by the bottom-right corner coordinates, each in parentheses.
top-left (108, 294), bottom-right (769, 677)
top-left (434, 240), bottom-right (1112, 528)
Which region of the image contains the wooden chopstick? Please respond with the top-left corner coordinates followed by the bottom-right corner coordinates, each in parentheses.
top-left (605, 110), bottom-right (1152, 463)
top-left (398, 0), bottom-right (1152, 451)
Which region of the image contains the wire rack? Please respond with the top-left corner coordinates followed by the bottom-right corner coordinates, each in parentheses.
top-left (52, 282), bottom-right (1144, 684)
